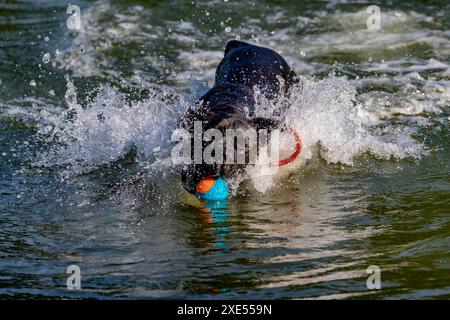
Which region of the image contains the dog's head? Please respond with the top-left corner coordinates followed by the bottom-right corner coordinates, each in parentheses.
top-left (177, 84), bottom-right (280, 194)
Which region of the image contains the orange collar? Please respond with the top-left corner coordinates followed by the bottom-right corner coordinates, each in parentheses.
top-left (273, 128), bottom-right (302, 167)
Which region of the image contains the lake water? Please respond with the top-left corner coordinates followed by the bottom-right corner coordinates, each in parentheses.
top-left (0, 0), bottom-right (449, 299)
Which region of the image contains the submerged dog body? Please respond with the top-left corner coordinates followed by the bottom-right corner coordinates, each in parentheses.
top-left (177, 40), bottom-right (298, 195)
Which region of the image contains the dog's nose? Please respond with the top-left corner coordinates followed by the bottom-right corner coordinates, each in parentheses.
top-left (195, 177), bottom-right (229, 201)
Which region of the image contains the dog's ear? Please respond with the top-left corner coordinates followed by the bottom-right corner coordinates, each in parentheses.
top-left (224, 40), bottom-right (248, 55)
top-left (248, 117), bottom-right (280, 131)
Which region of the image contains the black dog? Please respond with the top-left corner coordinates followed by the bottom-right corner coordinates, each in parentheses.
top-left (177, 40), bottom-right (297, 194)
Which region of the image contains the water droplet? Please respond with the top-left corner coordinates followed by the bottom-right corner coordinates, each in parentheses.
top-left (49, 90), bottom-right (55, 96)
top-left (30, 80), bottom-right (37, 87)
top-left (224, 26), bottom-right (232, 33)
top-left (44, 36), bottom-right (50, 42)
top-left (42, 52), bottom-right (51, 64)
top-left (300, 51), bottom-right (306, 57)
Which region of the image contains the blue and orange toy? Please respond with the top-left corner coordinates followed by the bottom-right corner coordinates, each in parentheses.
top-left (195, 177), bottom-right (229, 201)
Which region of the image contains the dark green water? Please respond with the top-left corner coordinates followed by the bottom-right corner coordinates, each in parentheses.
top-left (0, 0), bottom-right (449, 299)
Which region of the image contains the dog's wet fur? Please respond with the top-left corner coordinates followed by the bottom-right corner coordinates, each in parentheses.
top-left (177, 40), bottom-right (297, 194)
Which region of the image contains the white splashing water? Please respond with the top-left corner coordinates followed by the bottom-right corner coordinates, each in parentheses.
top-left (35, 78), bottom-right (189, 174)
top-left (242, 74), bottom-right (424, 192)
top-left (34, 74), bottom-right (423, 194)
top-left (283, 74), bottom-right (423, 165)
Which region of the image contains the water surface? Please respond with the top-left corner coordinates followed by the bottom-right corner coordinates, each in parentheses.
top-left (0, 0), bottom-right (449, 299)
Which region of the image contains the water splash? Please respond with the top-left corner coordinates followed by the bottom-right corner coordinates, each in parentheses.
top-left (283, 74), bottom-right (423, 165)
top-left (35, 78), bottom-right (189, 174)
top-left (35, 75), bottom-right (424, 194)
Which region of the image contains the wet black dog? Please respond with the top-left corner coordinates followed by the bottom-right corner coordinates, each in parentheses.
top-left (177, 40), bottom-right (297, 194)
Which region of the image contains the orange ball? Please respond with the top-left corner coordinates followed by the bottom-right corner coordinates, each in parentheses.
top-left (195, 177), bottom-right (215, 194)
